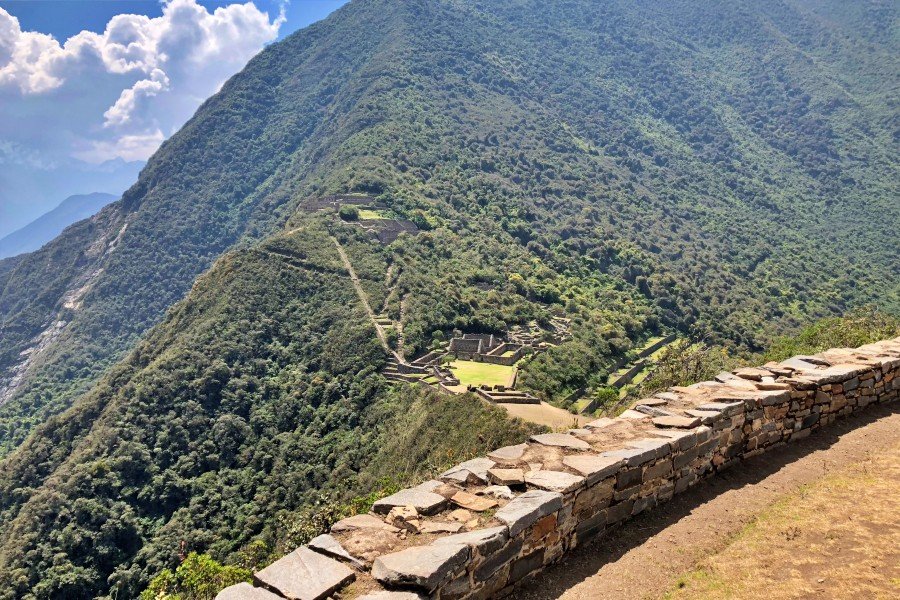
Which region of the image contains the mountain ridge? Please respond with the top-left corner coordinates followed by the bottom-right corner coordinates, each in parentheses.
top-left (0, 192), bottom-right (118, 260)
top-left (0, 1), bottom-right (896, 597)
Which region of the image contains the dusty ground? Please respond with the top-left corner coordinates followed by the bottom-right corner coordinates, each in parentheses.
top-left (500, 401), bottom-right (590, 429)
top-left (517, 403), bottom-right (900, 600)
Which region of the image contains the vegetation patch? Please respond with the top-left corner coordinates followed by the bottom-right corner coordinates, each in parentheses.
top-left (449, 360), bottom-right (516, 388)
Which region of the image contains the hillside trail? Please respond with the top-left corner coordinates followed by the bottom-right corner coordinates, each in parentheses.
top-left (518, 404), bottom-right (900, 600)
top-left (331, 236), bottom-right (402, 361)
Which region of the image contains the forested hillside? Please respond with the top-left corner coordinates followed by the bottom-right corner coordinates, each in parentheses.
top-left (0, 0), bottom-right (896, 597)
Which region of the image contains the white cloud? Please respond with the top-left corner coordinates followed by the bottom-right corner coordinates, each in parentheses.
top-left (0, 0), bottom-right (283, 163)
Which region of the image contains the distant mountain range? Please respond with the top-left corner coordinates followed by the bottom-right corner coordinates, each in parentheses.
top-left (0, 192), bottom-right (118, 259)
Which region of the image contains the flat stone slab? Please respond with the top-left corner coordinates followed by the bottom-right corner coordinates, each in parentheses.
top-left (495, 489), bottom-right (563, 536)
top-left (652, 415), bottom-right (701, 429)
top-left (254, 546), bottom-right (354, 600)
top-left (685, 409), bottom-right (721, 424)
top-left (525, 469), bottom-right (585, 493)
top-left (372, 543), bottom-right (469, 593)
top-left (488, 468), bottom-right (525, 486)
top-left (440, 457), bottom-right (495, 485)
top-left (308, 534), bottom-right (365, 570)
top-left (331, 514), bottom-right (400, 533)
top-left (562, 454), bottom-right (624, 485)
top-left (585, 417), bottom-right (615, 429)
top-left (433, 526), bottom-right (509, 554)
top-left (373, 488), bottom-right (447, 515)
top-left (653, 392), bottom-right (680, 402)
top-left (619, 409), bottom-right (649, 420)
top-left (216, 583), bottom-right (283, 600)
top-left (634, 397), bottom-right (668, 407)
top-left (420, 521), bottom-right (463, 534)
top-left (488, 443), bottom-right (528, 462)
top-left (531, 433), bottom-right (591, 450)
top-left (451, 490), bottom-right (498, 512)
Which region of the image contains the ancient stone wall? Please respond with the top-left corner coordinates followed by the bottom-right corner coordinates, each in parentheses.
top-left (216, 337), bottom-right (900, 600)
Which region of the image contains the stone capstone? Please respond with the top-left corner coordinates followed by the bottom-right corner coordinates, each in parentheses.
top-left (525, 469), bottom-right (585, 493)
top-left (254, 546), bottom-right (354, 600)
top-left (215, 583), bottom-right (282, 600)
top-left (308, 534), bottom-right (365, 570)
top-left (562, 454), bottom-right (624, 486)
top-left (652, 415), bottom-right (701, 429)
top-left (531, 433), bottom-right (592, 450)
top-left (371, 543), bottom-right (469, 592)
top-left (488, 443), bottom-right (528, 462)
top-left (433, 526), bottom-right (509, 554)
top-left (495, 489), bottom-right (563, 536)
top-left (487, 468), bottom-right (525, 486)
top-left (451, 490), bottom-right (498, 512)
top-left (440, 457), bottom-right (495, 485)
top-left (373, 489), bottom-right (447, 516)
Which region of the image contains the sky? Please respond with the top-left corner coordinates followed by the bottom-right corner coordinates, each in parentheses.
top-left (0, 0), bottom-right (348, 238)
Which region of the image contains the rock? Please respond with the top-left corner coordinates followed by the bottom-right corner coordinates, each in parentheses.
top-left (495, 490), bottom-right (563, 536)
top-left (216, 583), bottom-right (282, 600)
top-left (451, 490), bottom-right (498, 512)
top-left (448, 508), bottom-right (473, 522)
top-left (420, 521), bottom-right (464, 534)
top-left (331, 513), bottom-right (400, 533)
top-left (488, 443), bottom-right (528, 462)
top-left (373, 488), bottom-right (447, 516)
top-left (372, 543), bottom-right (469, 593)
top-left (308, 534), bottom-right (365, 570)
top-left (525, 469), bottom-right (585, 493)
top-left (440, 457), bottom-right (495, 485)
top-left (433, 526), bottom-right (509, 554)
top-left (388, 506), bottom-right (421, 533)
top-left (653, 392), bottom-right (680, 402)
top-left (481, 485), bottom-right (515, 499)
top-left (618, 409), bottom-right (649, 419)
top-left (652, 415), bottom-right (701, 429)
top-left (585, 417), bottom-right (616, 429)
top-left (633, 397), bottom-right (668, 407)
top-left (531, 433), bottom-right (591, 450)
top-left (411, 479), bottom-right (443, 493)
top-left (562, 454), bottom-right (624, 485)
top-left (685, 409), bottom-right (721, 424)
top-left (487, 468), bottom-right (525, 486)
top-left (254, 547), bottom-right (355, 600)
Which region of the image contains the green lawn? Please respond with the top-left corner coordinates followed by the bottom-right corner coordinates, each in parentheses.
top-left (449, 360), bottom-right (515, 387)
top-left (358, 208), bottom-right (389, 220)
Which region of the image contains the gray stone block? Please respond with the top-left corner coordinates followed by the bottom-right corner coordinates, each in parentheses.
top-left (215, 583), bottom-right (283, 600)
top-left (254, 547), bottom-right (355, 600)
top-left (372, 544), bottom-right (469, 593)
top-left (373, 488), bottom-right (448, 515)
top-left (562, 454), bottom-right (624, 485)
top-left (495, 490), bottom-right (563, 536)
top-left (525, 470), bottom-right (585, 493)
top-left (530, 433), bottom-right (592, 450)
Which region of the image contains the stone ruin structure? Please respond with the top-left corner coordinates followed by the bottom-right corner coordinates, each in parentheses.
top-left (220, 337), bottom-right (900, 600)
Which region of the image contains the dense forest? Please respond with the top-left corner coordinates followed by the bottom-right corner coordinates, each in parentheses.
top-left (0, 0), bottom-right (897, 597)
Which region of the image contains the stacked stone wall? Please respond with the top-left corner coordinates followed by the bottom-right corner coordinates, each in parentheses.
top-left (217, 337), bottom-right (900, 600)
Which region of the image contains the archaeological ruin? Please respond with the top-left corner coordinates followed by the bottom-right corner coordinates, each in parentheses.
top-left (216, 336), bottom-right (900, 600)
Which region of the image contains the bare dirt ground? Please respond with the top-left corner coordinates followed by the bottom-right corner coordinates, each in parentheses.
top-left (517, 403), bottom-right (900, 600)
top-left (500, 401), bottom-right (590, 430)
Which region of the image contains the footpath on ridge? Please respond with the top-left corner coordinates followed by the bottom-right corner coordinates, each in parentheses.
top-left (518, 402), bottom-right (899, 599)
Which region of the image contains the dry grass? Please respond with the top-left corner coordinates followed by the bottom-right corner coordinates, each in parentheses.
top-left (666, 441), bottom-right (900, 600)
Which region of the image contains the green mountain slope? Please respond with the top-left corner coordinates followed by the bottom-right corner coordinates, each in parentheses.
top-left (0, 0), bottom-right (896, 597)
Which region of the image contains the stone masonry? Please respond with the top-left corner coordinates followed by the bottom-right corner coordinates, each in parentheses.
top-left (218, 337), bottom-right (900, 600)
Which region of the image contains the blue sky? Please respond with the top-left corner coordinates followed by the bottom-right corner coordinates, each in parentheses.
top-left (0, 0), bottom-right (347, 238)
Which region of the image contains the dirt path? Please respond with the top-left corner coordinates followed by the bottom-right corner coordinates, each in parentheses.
top-left (518, 404), bottom-right (900, 600)
top-left (331, 237), bottom-right (394, 356)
